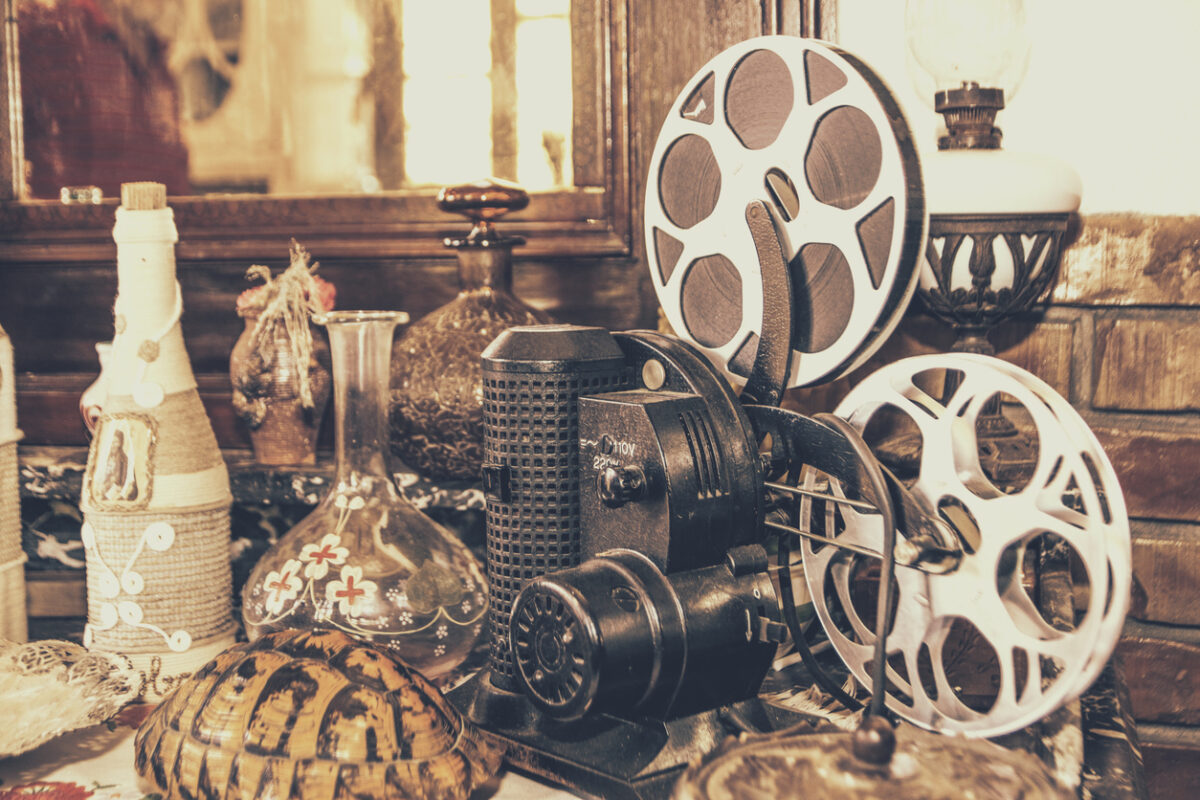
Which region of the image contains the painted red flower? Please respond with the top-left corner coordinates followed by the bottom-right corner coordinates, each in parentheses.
top-left (0, 782), bottom-right (94, 800)
top-left (263, 558), bottom-right (304, 615)
top-left (299, 533), bottom-right (349, 580)
top-left (326, 565), bottom-right (378, 617)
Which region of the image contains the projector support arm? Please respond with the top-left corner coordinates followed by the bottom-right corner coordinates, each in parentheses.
top-left (738, 201), bottom-right (794, 408)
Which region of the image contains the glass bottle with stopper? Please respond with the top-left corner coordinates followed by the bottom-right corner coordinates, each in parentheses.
top-left (82, 181), bottom-right (236, 699)
top-left (389, 178), bottom-right (552, 481)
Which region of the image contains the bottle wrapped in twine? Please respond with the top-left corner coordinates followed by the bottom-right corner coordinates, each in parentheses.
top-left (81, 182), bottom-right (235, 699)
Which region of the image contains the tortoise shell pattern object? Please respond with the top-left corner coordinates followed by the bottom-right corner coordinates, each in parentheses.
top-left (134, 629), bottom-right (502, 800)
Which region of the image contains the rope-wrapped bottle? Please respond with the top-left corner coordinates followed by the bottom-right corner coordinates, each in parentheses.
top-left (81, 182), bottom-right (235, 699)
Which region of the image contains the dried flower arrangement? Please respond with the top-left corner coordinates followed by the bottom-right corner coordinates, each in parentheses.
top-left (231, 241), bottom-right (336, 464)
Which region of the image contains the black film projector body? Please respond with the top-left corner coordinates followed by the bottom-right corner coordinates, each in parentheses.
top-left (449, 36), bottom-right (1130, 800)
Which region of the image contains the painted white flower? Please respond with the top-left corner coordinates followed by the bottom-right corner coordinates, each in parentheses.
top-left (299, 533), bottom-right (349, 580)
top-left (264, 559), bottom-right (304, 615)
top-left (326, 565), bottom-right (378, 617)
top-left (436, 624), bottom-right (448, 640)
top-left (461, 599), bottom-right (472, 614)
top-left (435, 644), bottom-right (446, 657)
top-left (399, 611), bottom-right (414, 625)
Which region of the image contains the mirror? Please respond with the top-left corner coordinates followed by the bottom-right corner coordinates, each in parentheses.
top-left (2, 0), bottom-right (628, 260)
top-left (19, 0), bottom-right (576, 198)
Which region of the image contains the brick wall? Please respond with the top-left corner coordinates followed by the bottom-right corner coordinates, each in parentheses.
top-left (1058, 214), bottom-right (1200, 799)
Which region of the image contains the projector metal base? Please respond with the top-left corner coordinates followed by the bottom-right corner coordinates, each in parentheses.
top-left (448, 672), bottom-right (816, 800)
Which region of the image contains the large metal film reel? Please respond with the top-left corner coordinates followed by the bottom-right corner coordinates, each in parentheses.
top-left (801, 354), bottom-right (1130, 737)
top-left (644, 36), bottom-right (926, 389)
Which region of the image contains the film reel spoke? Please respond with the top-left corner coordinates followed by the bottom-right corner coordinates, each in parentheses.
top-left (921, 620), bottom-right (986, 724)
top-left (832, 556), bottom-right (876, 646)
top-left (1019, 415), bottom-right (1108, 514)
top-left (889, 571), bottom-right (1032, 727)
top-left (879, 576), bottom-right (941, 711)
top-left (995, 555), bottom-right (1067, 641)
top-left (796, 474), bottom-right (894, 573)
top-left (805, 353), bottom-right (1131, 737)
top-left (849, 376), bottom-right (962, 453)
top-left (977, 580), bottom-right (1067, 661)
top-left (1027, 447), bottom-right (1080, 513)
top-left (896, 643), bottom-right (938, 719)
top-left (1028, 508), bottom-right (1102, 568)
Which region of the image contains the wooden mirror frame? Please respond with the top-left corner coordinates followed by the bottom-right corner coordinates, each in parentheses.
top-left (0, 0), bottom-right (631, 263)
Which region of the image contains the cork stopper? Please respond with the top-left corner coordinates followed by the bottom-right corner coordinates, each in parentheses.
top-left (120, 182), bottom-right (168, 210)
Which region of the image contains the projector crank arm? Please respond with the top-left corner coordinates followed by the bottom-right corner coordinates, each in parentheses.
top-left (738, 200), bottom-right (795, 408)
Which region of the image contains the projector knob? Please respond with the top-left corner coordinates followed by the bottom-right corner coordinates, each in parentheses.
top-left (597, 465), bottom-right (647, 508)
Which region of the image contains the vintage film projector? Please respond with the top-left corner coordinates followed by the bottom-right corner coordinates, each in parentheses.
top-left (449, 36), bottom-right (1130, 800)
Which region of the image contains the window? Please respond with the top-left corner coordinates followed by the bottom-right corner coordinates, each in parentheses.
top-left (402, 0), bottom-right (573, 190)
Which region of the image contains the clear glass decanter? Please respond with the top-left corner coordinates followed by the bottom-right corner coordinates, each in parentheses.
top-left (242, 311), bottom-right (488, 679)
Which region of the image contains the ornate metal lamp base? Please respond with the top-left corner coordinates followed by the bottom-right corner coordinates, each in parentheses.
top-left (918, 212), bottom-right (1071, 354)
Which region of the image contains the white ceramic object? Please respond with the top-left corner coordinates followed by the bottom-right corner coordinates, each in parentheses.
top-left (924, 148), bottom-right (1081, 216)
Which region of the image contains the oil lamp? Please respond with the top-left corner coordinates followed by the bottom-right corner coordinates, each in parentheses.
top-left (906, 0), bottom-right (1081, 357)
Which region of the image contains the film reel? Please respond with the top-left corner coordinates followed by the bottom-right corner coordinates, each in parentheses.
top-left (799, 353), bottom-right (1130, 737)
top-left (644, 36), bottom-right (925, 389)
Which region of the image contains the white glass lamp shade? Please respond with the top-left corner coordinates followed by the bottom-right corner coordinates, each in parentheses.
top-left (905, 0), bottom-right (1031, 104)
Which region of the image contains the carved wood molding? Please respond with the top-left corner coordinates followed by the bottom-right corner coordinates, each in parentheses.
top-left (0, 189), bottom-right (628, 262)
